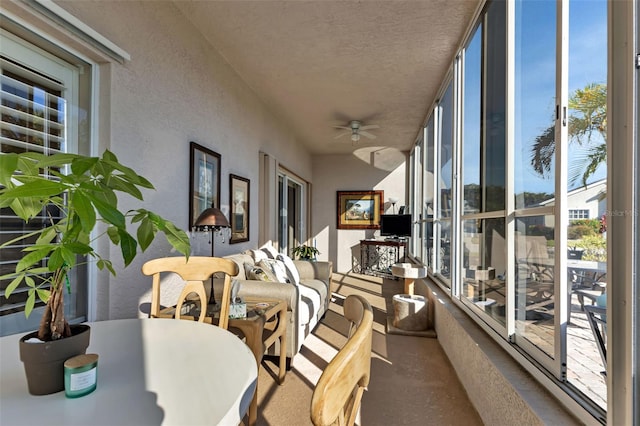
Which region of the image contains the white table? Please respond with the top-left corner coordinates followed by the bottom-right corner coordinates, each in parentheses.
top-left (567, 259), bottom-right (607, 275)
top-left (0, 318), bottom-right (257, 425)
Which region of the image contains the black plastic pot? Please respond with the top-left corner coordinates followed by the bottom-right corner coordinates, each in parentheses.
top-left (19, 324), bottom-right (91, 395)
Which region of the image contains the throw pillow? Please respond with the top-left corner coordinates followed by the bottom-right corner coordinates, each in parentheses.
top-left (259, 242), bottom-right (279, 259)
top-left (244, 262), bottom-right (277, 282)
top-left (258, 259), bottom-right (289, 283)
top-left (248, 248), bottom-right (269, 263)
top-left (277, 254), bottom-right (300, 286)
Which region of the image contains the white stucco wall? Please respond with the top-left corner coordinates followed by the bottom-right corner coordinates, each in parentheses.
top-left (541, 180), bottom-right (607, 227)
top-left (566, 180), bottom-right (607, 219)
top-left (53, 1), bottom-right (313, 319)
top-left (5, 1), bottom-right (408, 319)
top-left (312, 148), bottom-right (407, 273)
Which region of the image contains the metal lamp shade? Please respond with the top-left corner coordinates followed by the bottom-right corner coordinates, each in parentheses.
top-left (193, 207), bottom-right (229, 230)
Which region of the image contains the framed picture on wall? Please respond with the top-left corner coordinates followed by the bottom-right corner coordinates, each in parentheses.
top-left (337, 190), bottom-right (384, 229)
top-left (229, 174), bottom-right (250, 243)
top-left (189, 142), bottom-right (221, 230)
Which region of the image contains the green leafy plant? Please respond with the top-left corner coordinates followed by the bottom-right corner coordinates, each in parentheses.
top-left (569, 218), bottom-right (601, 234)
top-left (567, 224), bottom-right (597, 239)
top-left (291, 244), bottom-right (320, 260)
top-left (576, 234), bottom-right (607, 262)
top-left (0, 151), bottom-right (190, 341)
top-left (531, 83), bottom-right (606, 186)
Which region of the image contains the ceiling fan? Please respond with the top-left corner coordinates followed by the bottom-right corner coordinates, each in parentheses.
top-left (333, 120), bottom-right (380, 143)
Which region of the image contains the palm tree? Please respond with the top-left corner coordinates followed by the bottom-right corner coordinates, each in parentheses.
top-left (530, 83), bottom-right (606, 186)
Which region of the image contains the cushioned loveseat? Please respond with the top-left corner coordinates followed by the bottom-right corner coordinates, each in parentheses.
top-left (220, 249), bottom-right (332, 365)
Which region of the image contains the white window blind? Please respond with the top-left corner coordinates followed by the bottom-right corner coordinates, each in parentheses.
top-left (1, 59), bottom-right (66, 154)
top-left (0, 56), bottom-right (67, 316)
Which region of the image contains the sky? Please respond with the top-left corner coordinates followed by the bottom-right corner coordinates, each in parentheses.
top-left (461, 0), bottom-right (607, 196)
top-left (515, 0), bottom-right (607, 194)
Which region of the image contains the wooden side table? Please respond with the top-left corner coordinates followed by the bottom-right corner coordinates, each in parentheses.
top-left (228, 299), bottom-right (288, 383)
top-left (228, 299), bottom-right (287, 425)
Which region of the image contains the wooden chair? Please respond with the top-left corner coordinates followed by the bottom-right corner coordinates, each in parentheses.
top-left (310, 295), bottom-right (373, 426)
top-left (141, 256), bottom-right (239, 329)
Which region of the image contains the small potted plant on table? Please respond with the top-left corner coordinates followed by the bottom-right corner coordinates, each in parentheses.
top-left (291, 244), bottom-right (320, 261)
top-left (0, 150), bottom-right (190, 395)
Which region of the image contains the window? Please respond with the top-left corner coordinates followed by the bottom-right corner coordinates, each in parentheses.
top-left (513, 0), bottom-right (559, 363)
top-left (568, 209), bottom-right (589, 220)
top-left (0, 29), bottom-right (91, 336)
top-left (460, 1), bottom-right (507, 326)
top-left (433, 82), bottom-right (454, 285)
top-left (409, 0), bottom-right (611, 419)
top-left (409, 137), bottom-right (420, 259)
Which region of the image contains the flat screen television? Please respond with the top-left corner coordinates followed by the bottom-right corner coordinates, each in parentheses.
top-left (380, 214), bottom-right (412, 237)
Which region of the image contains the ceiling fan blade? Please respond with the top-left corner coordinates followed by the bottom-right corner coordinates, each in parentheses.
top-left (332, 125), bottom-right (351, 130)
top-left (359, 131), bottom-right (377, 140)
top-left (360, 124), bottom-right (380, 131)
top-left (334, 131), bottom-right (350, 139)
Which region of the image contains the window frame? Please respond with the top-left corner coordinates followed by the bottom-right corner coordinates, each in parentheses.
top-left (0, 29), bottom-right (89, 335)
top-left (0, 6), bottom-right (121, 333)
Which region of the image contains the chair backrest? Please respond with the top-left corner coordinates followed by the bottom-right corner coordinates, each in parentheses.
top-left (311, 294), bottom-right (373, 426)
top-left (141, 256), bottom-right (239, 329)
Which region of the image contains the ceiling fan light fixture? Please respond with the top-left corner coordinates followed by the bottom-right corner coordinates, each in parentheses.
top-left (351, 133), bottom-right (360, 142)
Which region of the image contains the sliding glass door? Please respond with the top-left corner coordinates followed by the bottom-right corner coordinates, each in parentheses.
top-left (278, 172), bottom-right (306, 256)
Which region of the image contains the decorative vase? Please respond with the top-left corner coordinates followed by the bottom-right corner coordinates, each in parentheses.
top-left (19, 324), bottom-right (91, 395)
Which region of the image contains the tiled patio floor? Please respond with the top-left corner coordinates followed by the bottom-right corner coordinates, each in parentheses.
top-left (524, 294), bottom-right (607, 409)
top-left (464, 280), bottom-right (607, 410)
top-left (566, 298), bottom-right (607, 409)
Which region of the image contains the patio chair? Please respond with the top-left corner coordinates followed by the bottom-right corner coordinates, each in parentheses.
top-left (570, 268), bottom-right (606, 311)
top-left (141, 256), bottom-right (239, 329)
top-left (310, 294), bottom-right (374, 426)
top-left (584, 304), bottom-right (607, 376)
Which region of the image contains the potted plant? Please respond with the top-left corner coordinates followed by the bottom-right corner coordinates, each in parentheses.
top-left (291, 244), bottom-right (320, 261)
top-left (0, 150), bottom-right (190, 394)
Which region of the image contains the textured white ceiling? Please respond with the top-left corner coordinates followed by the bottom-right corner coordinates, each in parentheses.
top-left (175, 1), bottom-right (480, 155)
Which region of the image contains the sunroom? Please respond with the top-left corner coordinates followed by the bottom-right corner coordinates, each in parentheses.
top-left (0, 1), bottom-right (637, 425)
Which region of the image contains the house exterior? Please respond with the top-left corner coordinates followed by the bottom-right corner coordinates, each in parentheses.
top-left (566, 179), bottom-right (607, 221)
top-left (538, 178), bottom-right (607, 227)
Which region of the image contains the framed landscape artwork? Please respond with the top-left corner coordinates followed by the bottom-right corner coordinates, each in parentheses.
top-left (337, 190), bottom-right (384, 229)
top-left (229, 174), bottom-right (250, 243)
top-left (189, 142), bottom-right (221, 230)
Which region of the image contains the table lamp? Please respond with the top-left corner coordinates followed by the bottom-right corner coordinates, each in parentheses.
top-left (193, 205), bottom-right (230, 304)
